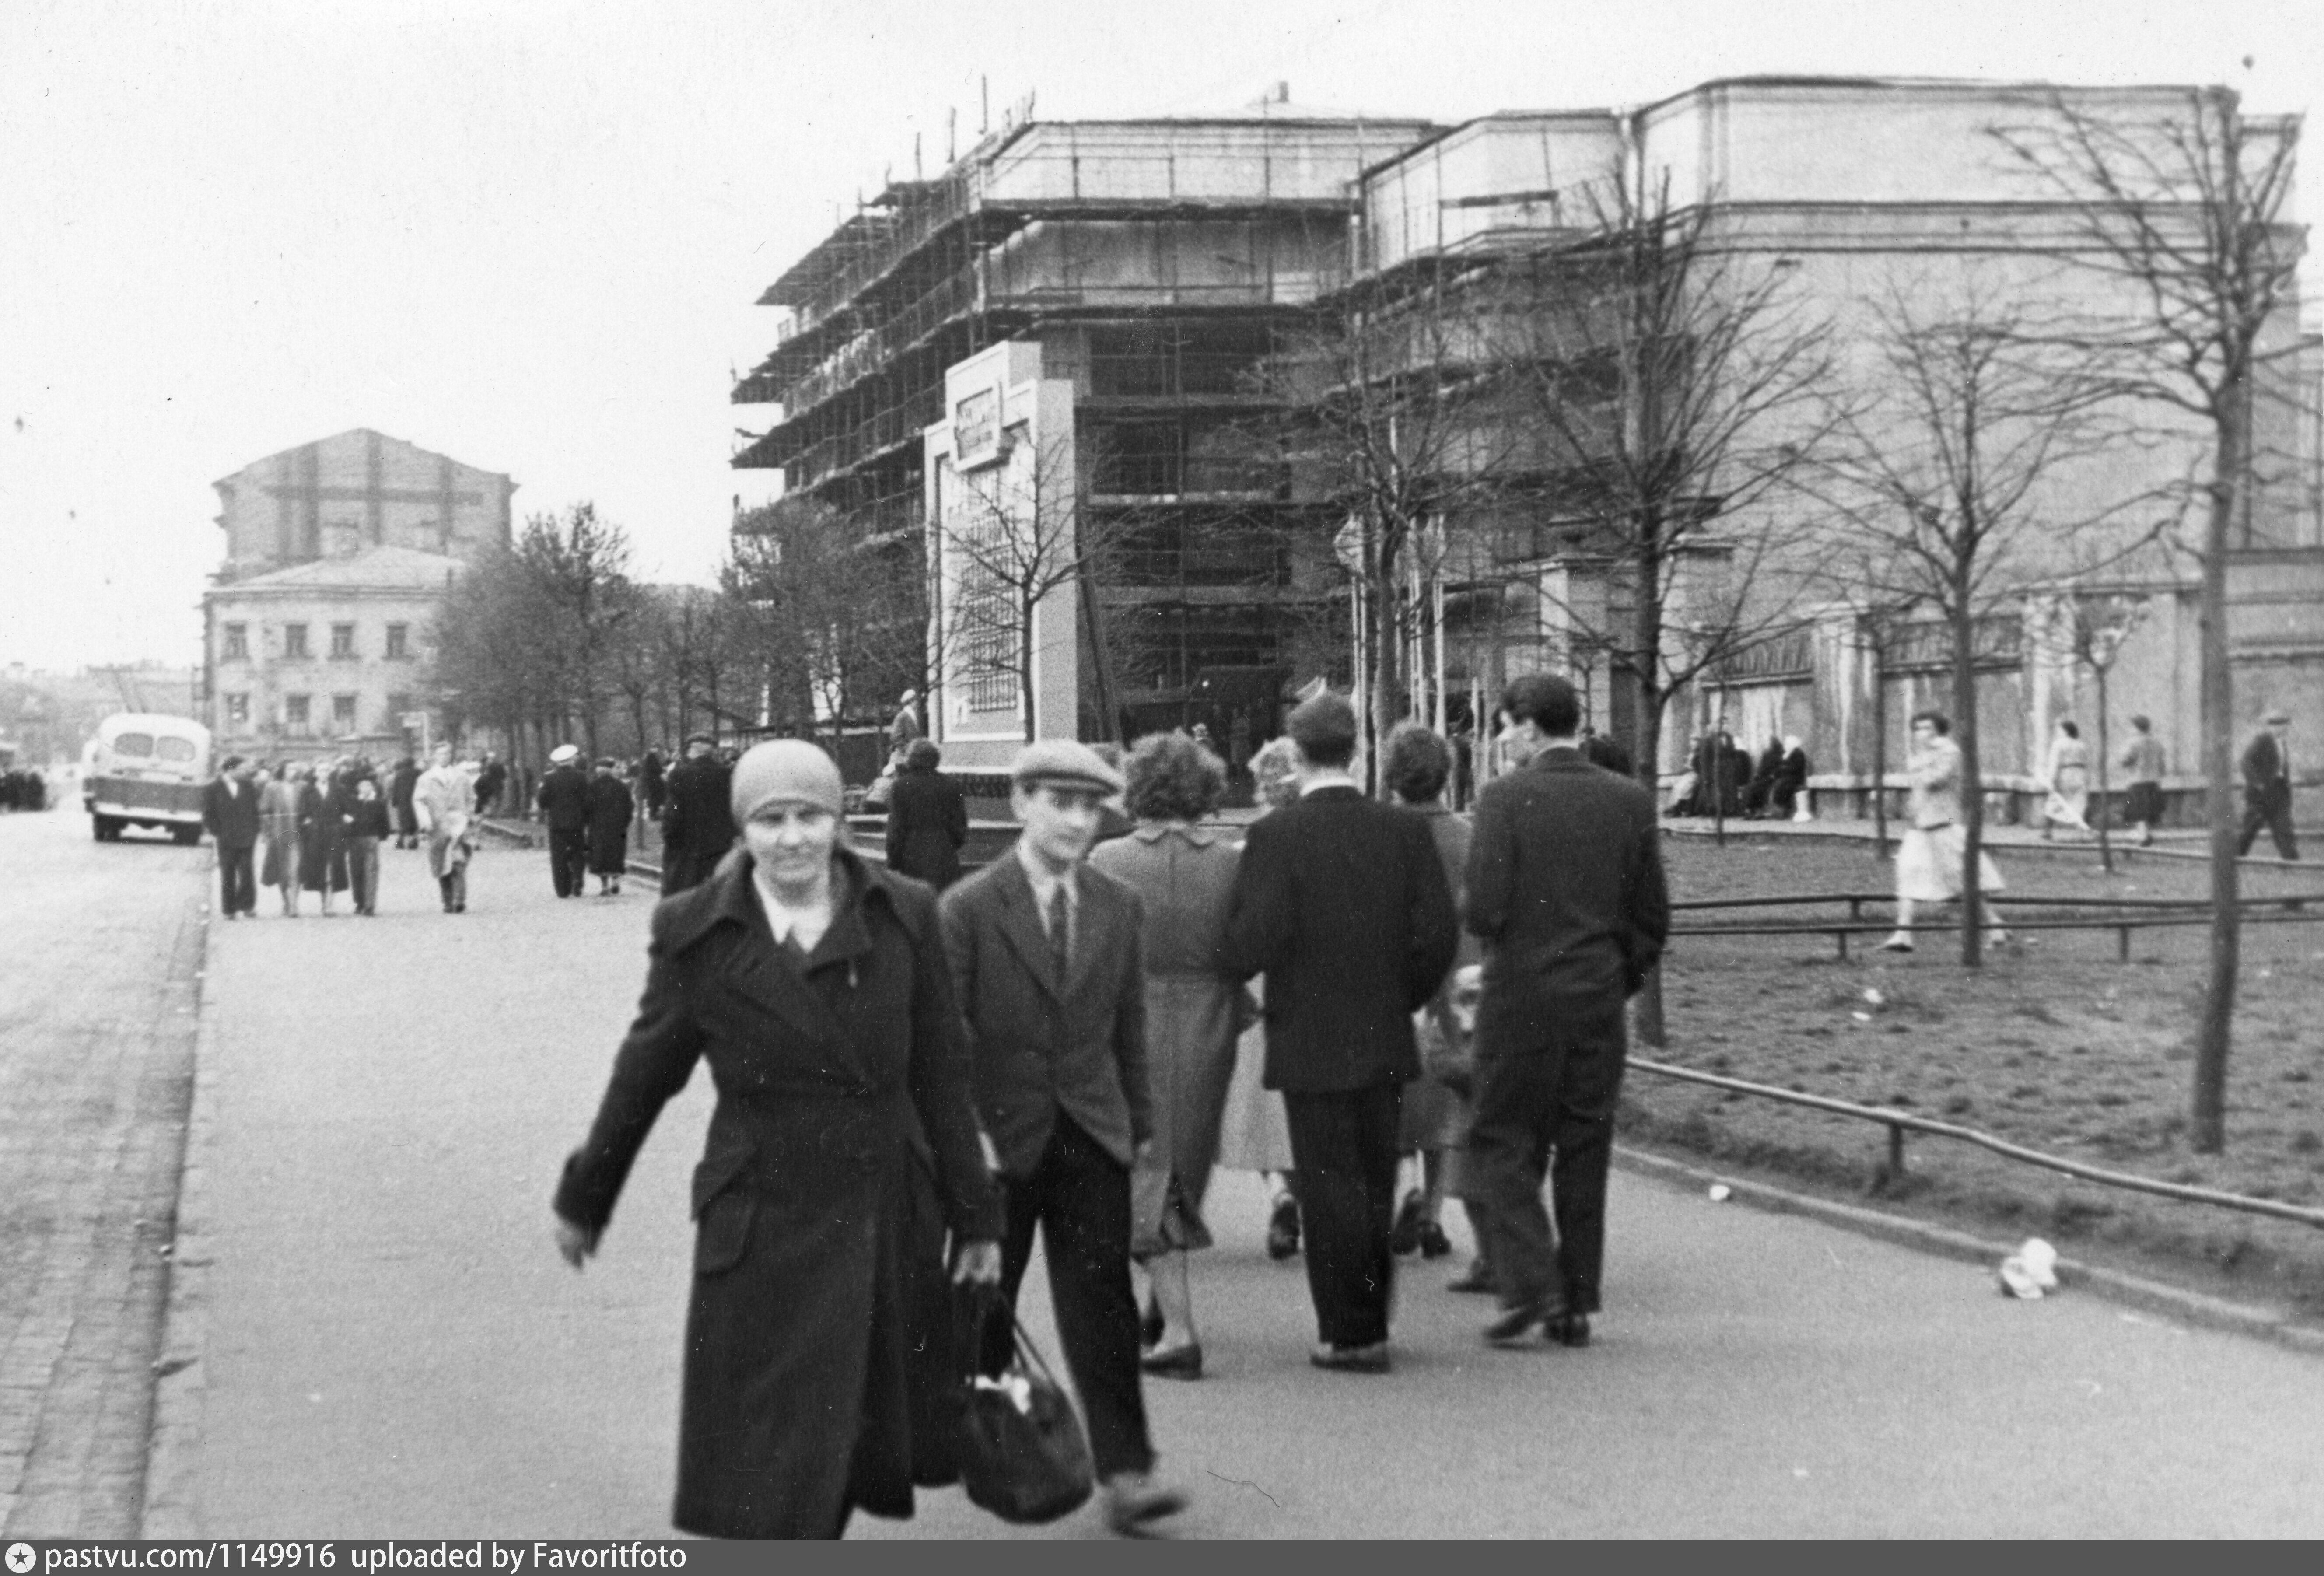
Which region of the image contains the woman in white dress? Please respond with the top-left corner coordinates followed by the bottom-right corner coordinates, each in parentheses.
top-left (1881, 711), bottom-right (2007, 951)
top-left (2042, 718), bottom-right (2092, 839)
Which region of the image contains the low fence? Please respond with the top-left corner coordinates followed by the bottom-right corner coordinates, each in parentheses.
top-left (1669, 890), bottom-right (2324, 960)
top-left (1627, 1055), bottom-right (2324, 1231)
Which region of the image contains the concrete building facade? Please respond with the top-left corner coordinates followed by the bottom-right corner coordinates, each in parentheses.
top-left (201, 430), bottom-right (514, 761)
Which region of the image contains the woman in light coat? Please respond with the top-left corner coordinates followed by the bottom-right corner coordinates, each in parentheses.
top-left (2043, 718), bottom-right (2092, 838)
top-left (412, 744), bottom-right (475, 913)
top-left (1089, 731), bottom-right (1243, 1376)
top-left (257, 764), bottom-right (303, 916)
top-left (1881, 711), bottom-right (2007, 951)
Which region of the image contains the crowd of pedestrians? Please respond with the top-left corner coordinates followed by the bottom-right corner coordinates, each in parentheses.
top-left (1, 765), bottom-right (49, 811)
top-left (550, 672), bottom-right (1670, 1541)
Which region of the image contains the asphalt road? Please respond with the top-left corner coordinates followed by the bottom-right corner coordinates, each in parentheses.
top-left (0, 805), bottom-right (204, 1537)
top-left (165, 828), bottom-right (2324, 1537)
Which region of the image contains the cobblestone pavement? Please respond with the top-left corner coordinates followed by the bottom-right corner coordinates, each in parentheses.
top-left (158, 825), bottom-right (2324, 1537)
top-left (0, 809), bottom-right (206, 1537)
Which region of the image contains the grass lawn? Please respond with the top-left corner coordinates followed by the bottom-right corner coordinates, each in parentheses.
top-left (1628, 831), bottom-right (2324, 1317)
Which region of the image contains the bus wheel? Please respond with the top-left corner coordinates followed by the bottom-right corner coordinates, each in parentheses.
top-left (172, 825), bottom-right (202, 846)
top-left (92, 814), bottom-right (118, 841)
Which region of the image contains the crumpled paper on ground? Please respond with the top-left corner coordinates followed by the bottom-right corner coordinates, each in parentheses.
top-left (1998, 1237), bottom-right (2061, 1299)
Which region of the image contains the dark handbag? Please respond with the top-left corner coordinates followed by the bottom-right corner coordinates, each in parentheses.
top-left (952, 1299), bottom-right (1095, 1524)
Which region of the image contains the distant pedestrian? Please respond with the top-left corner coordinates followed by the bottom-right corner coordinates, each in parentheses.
top-left (413, 743), bottom-right (474, 913)
top-left (883, 738), bottom-right (967, 890)
top-left (1216, 735), bottom-right (1302, 1259)
top-left (1089, 731), bottom-right (1242, 1380)
top-left (343, 776), bottom-right (390, 915)
top-left (260, 764), bottom-right (306, 916)
top-left (538, 745), bottom-right (592, 898)
top-left (388, 755), bottom-right (421, 848)
top-left (638, 746), bottom-right (668, 821)
top-left (889, 690), bottom-right (923, 757)
top-left (2120, 715), bottom-right (2166, 847)
top-left (660, 734), bottom-right (737, 895)
top-left (1221, 694), bottom-right (1459, 1374)
top-left (585, 757), bottom-right (634, 895)
top-left (202, 755), bottom-right (261, 920)
top-left (939, 739), bottom-right (1190, 1534)
top-left (1880, 711), bottom-right (2007, 951)
top-left (301, 763), bottom-right (348, 916)
top-left (554, 739), bottom-right (1003, 1540)
top-left (1774, 735), bottom-right (1812, 820)
top-left (2238, 709), bottom-right (2300, 861)
top-left (2042, 719), bottom-right (2092, 839)
top-left (474, 753), bottom-right (509, 817)
top-left (1464, 676), bottom-right (1669, 1350)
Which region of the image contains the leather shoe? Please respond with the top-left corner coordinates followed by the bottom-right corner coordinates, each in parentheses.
top-left (1139, 1341), bottom-right (1203, 1380)
top-left (1418, 1221), bottom-right (1453, 1260)
top-left (1484, 1299), bottom-right (1559, 1348)
top-left (1265, 1198), bottom-right (1300, 1261)
top-left (1546, 1311), bottom-right (1592, 1348)
top-left (1309, 1340), bottom-right (1390, 1373)
top-left (1102, 1471), bottom-right (1187, 1537)
top-left (1388, 1191), bottom-right (1424, 1256)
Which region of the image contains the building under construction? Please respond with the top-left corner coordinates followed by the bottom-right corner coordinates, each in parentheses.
top-left (732, 107), bottom-right (1434, 767)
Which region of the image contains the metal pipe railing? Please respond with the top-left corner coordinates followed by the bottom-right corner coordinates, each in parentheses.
top-left (1628, 1056), bottom-right (2324, 1229)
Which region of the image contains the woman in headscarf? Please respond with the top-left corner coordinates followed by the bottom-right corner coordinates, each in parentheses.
top-left (554, 740), bottom-right (1001, 1540)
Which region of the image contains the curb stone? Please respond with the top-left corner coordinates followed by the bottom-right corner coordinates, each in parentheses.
top-left (141, 907), bottom-right (219, 1539)
top-left (1613, 1144), bottom-right (2324, 1359)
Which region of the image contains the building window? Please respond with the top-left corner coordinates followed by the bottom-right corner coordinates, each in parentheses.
top-left (387, 693), bottom-right (414, 728)
top-left (284, 694), bottom-right (311, 733)
top-left (283, 624), bottom-right (309, 659)
top-left (331, 623), bottom-right (356, 658)
top-left (385, 623), bottom-right (409, 658)
top-left (225, 693), bottom-right (250, 727)
top-left (333, 693), bottom-right (358, 732)
top-left (224, 623), bottom-right (248, 660)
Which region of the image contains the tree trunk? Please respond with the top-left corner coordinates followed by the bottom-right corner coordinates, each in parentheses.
top-left (1953, 606), bottom-right (1986, 969)
top-left (1021, 592), bottom-right (1039, 744)
top-left (1628, 550), bottom-right (1669, 1050)
top-left (1869, 627), bottom-right (1891, 858)
top-left (2192, 392), bottom-right (2246, 1154)
top-left (1368, 537), bottom-right (1403, 795)
top-left (2093, 667), bottom-right (2114, 875)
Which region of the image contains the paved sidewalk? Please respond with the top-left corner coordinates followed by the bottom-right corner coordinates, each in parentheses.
top-left (0, 810), bottom-right (206, 1537)
top-left (156, 829), bottom-right (2324, 1537)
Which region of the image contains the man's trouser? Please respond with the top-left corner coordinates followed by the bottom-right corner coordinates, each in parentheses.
top-left (1282, 1081), bottom-right (1404, 1348)
top-left (1467, 1006), bottom-right (1626, 1316)
top-left (549, 827), bottom-right (589, 895)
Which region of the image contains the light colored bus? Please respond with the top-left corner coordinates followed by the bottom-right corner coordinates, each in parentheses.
top-left (83, 712), bottom-right (212, 843)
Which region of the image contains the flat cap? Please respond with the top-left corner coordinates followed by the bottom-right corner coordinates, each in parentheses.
top-left (549, 744), bottom-right (579, 764)
top-left (1011, 738), bottom-right (1124, 796)
top-left (1286, 692), bottom-right (1358, 756)
top-left (2267, 709), bottom-right (2292, 725)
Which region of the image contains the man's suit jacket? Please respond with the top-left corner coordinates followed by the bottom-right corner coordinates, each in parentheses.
top-left (2242, 729), bottom-right (2289, 798)
top-left (663, 757), bottom-right (738, 857)
top-left (938, 850), bottom-right (1152, 1178)
top-left (1465, 746), bottom-right (1670, 1062)
top-left (886, 767), bottom-right (967, 889)
top-left (537, 765), bottom-right (591, 831)
top-left (1220, 784), bottom-right (1459, 1094)
top-left (203, 775), bottom-right (261, 848)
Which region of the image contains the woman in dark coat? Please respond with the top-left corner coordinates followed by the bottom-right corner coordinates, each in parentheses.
top-left (554, 740), bottom-right (1001, 1541)
top-left (296, 766), bottom-right (347, 913)
top-left (584, 758), bottom-right (634, 895)
top-left (882, 738), bottom-right (967, 890)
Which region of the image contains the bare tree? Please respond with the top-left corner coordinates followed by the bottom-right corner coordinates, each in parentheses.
top-left (1493, 176), bottom-right (1848, 801)
top-left (1992, 85), bottom-right (2306, 1150)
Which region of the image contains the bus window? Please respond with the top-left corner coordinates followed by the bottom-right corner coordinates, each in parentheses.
top-left (114, 733), bottom-right (156, 758)
top-left (156, 736), bottom-right (197, 763)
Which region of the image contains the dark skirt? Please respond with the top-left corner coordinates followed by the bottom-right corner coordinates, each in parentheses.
top-left (588, 829), bottom-right (628, 875)
top-left (2124, 781), bottom-right (2166, 825)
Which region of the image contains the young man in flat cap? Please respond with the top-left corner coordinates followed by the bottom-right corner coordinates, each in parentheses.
top-left (661, 733), bottom-right (738, 895)
top-left (2239, 710), bottom-right (2300, 861)
top-left (938, 738), bottom-right (1186, 1535)
top-left (1222, 693), bottom-right (1459, 1374)
top-left (537, 743), bottom-right (593, 898)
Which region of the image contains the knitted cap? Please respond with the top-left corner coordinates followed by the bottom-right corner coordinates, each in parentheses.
top-left (730, 739), bottom-right (845, 822)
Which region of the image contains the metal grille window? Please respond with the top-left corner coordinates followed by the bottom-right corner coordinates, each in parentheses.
top-left (954, 516), bottom-right (1019, 714)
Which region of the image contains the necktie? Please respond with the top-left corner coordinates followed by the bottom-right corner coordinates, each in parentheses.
top-left (1046, 880), bottom-right (1071, 983)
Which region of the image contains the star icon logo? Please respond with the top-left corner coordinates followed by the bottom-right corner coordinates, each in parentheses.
top-left (6, 1542), bottom-right (37, 1575)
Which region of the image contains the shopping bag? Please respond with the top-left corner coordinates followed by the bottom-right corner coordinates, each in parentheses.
top-left (953, 1302), bottom-right (1095, 1524)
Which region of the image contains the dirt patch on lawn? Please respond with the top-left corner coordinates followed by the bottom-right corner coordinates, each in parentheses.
top-left (1629, 834), bottom-right (2324, 1319)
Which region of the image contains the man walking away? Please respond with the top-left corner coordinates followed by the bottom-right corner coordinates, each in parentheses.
top-left (1221, 693), bottom-right (1459, 1374)
top-left (474, 752), bottom-right (509, 817)
top-left (660, 734), bottom-right (737, 895)
top-left (538, 745), bottom-right (592, 898)
top-left (202, 755), bottom-right (261, 919)
top-left (2238, 710), bottom-right (2300, 861)
top-left (1464, 674), bottom-right (1669, 1350)
top-left (2120, 715), bottom-right (2167, 848)
top-left (413, 744), bottom-right (473, 913)
top-left (585, 756), bottom-right (634, 895)
top-left (388, 754), bottom-right (421, 848)
top-left (939, 740), bottom-right (1187, 1537)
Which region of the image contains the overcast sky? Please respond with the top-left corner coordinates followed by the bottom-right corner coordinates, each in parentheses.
top-left (2, 0), bottom-right (2317, 672)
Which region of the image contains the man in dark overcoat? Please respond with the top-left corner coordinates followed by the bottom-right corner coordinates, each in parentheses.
top-left (1463, 674), bottom-right (1669, 1349)
top-left (1220, 693), bottom-right (1459, 1373)
top-left (2238, 709), bottom-right (2299, 861)
top-left (554, 740), bottom-right (1002, 1539)
top-left (387, 755), bottom-right (420, 848)
top-left (884, 738), bottom-right (967, 890)
top-left (584, 756), bottom-right (634, 895)
top-left (202, 755), bottom-right (261, 919)
top-left (536, 745), bottom-right (592, 898)
top-left (938, 739), bottom-right (1187, 1535)
top-left (661, 734), bottom-right (737, 894)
